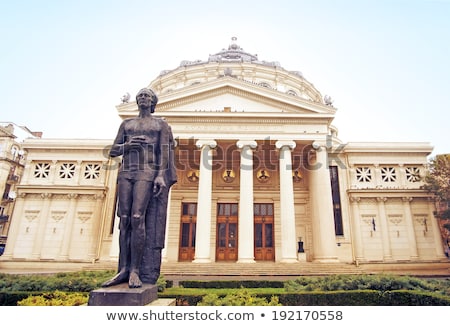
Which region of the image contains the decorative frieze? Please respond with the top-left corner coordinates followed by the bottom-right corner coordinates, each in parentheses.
top-left (51, 210), bottom-right (66, 222)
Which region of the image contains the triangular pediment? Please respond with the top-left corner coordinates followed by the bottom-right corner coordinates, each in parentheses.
top-left (117, 77), bottom-right (336, 118)
top-left (156, 77), bottom-right (335, 115)
top-left (0, 125), bottom-right (16, 139)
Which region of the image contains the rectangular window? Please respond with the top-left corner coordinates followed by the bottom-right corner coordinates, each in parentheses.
top-left (355, 166), bottom-right (372, 182)
top-left (330, 166), bottom-right (344, 236)
top-left (381, 166), bottom-right (397, 182)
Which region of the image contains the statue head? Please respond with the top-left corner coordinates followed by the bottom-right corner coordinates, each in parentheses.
top-left (136, 88), bottom-right (158, 113)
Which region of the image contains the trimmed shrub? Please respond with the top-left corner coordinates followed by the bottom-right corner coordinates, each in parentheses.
top-left (17, 290), bottom-right (88, 306)
top-left (197, 288), bottom-right (281, 306)
top-left (284, 274), bottom-right (445, 293)
top-left (180, 280), bottom-right (284, 289)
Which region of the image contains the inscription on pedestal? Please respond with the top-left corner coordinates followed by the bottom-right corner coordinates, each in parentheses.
top-left (88, 283), bottom-right (158, 306)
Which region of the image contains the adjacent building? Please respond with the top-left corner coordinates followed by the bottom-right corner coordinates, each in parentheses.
top-left (1, 39), bottom-right (446, 270)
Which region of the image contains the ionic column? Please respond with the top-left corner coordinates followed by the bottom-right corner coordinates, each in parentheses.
top-left (377, 197), bottom-right (393, 261)
top-left (109, 212), bottom-right (120, 261)
top-left (402, 197), bottom-right (418, 259)
top-left (309, 143), bottom-right (338, 262)
top-left (31, 193), bottom-right (52, 259)
top-left (236, 140), bottom-right (257, 263)
top-left (428, 198), bottom-right (446, 258)
top-left (349, 196), bottom-right (365, 263)
top-left (88, 193), bottom-right (105, 262)
top-left (2, 192), bottom-right (26, 258)
top-left (193, 139), bottom-right (217, 263)
top-left (275, 140), bottom-right (298, 262)
top-left (59, 193), bottom-right (79, 260)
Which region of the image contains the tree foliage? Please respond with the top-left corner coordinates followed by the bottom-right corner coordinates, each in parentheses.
top-left (424, 154), bottom-right (450, 201)
top-left (424, 154), bottom-right (450, 235)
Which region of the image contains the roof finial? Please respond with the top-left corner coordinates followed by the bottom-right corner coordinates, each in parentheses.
top-left (229, 36), bottom-right (239, 50)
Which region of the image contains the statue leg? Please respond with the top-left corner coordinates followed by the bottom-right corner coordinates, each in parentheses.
top-left (102, 178), bottom-right (133, 287)
top-left (128, 214), bottom-right (145, 288)
top-left (128, 180), bottom-right (153, 288)
top-left (101, 216), bottom-right (131, 287)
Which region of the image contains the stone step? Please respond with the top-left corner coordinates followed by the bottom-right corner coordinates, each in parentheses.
top-left (82, 260), bottom-right (450, 278)
top-left (160, 262), bottom-right (363, 277)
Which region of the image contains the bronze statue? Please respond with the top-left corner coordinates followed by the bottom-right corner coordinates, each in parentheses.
top-left (102, 88), bottom-right (177, 288)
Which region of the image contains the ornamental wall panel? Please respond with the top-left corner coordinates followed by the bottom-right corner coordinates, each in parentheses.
top-left (68, 198), bottom-right (96, 261)
top-left (12, 208), bottom-right (40, 258)
top-left (411, 200), bottom-right (436, 259)
top-left (385, 199), bottom-right (410, 260)
top-left (40, 209), bottom-right (66, 260)
top-left (359, 199), bottom-right (383, 261)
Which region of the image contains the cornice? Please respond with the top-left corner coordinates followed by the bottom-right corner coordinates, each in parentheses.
top-left (21, 138), bottom-right (113, 150)
top-left (344, 142), bottom-right (433, 154)
top-left (16, 184), bottom-right (107, 194)
top-left (346, 188), bottom-right (433, 198)
top-left (161, 112), bottom-right (334, 125)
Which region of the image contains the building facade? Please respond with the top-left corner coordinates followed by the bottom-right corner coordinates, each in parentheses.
top-left (0, 123), bottom-right (40, 255)
top-left (1, 39), bottom-right (446, 268)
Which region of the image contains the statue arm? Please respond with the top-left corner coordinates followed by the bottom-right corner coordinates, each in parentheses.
top-left (109, 122), bottom-right (127, 157)
top-left (157, 121), bottom-right (170, 178)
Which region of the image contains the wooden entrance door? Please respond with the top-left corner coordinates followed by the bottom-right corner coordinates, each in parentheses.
top-left (254, 203), bottom-right (275, 261)
top-left (216, 203), bottom-right (238, 261)
top-left (178, 203), bottom-right (197, 261)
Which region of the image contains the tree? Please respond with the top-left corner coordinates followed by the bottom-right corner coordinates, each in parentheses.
top-left (424, 154), bottom-right (450, 245)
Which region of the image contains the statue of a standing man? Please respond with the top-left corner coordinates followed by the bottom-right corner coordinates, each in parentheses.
top-left (102, 88), bottom-right (177, 288)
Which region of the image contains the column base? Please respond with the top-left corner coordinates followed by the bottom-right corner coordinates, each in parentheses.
top-left (313, 256), bottom-right (339, 263)
top-left (297, 252), bottom-right (306, 261)
top-left (237, 258), bottom-right (256, 263)
top-left (280, 257), bottom-right (298, 263)
top-left (192, 258), bottom-right (212, 263)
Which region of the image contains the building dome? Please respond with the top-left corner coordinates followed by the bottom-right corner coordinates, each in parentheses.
top-left (151, 37), bottom-right (324, 104)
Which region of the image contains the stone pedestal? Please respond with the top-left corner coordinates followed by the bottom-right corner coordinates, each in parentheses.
top-left (88, 283), bottom-right (158, 306)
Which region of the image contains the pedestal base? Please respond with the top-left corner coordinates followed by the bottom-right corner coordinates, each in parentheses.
top-left (297, 252), bottom-right (306, 261)
top-left (88, 283), bottom-right (158, 306)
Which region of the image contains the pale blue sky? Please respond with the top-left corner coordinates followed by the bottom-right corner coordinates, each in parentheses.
top-left (1, 0), bottom-right (449, 155)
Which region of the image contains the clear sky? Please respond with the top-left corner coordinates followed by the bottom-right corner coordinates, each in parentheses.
top-left (1, 0), bottom-right (449, 156)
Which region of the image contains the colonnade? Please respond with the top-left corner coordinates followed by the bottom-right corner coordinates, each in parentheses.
top-left (192, 139), bottom-right (338, 263)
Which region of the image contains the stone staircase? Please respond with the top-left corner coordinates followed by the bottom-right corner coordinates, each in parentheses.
top-left (2, 259), bottom-right (449, 280)
top-left (81, 260), bottom-right (450, 280)
top-left (159, 261), bottom-right (365, 280)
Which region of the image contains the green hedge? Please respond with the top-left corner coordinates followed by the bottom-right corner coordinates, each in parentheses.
top-left (179, 280), bottom-right (284, 289)
top-left (160, 289), bottom-right (450, 306)
top-left (279, 290), bottom-right (450, 306)
top-left (2, 272), bottom-right (450, 306)
top-left (0, 292), bottom-right (32, 306)
top-left (0, 270), bottom-right (116, 292)
top-left (0, 270), bottom-right (170, 306)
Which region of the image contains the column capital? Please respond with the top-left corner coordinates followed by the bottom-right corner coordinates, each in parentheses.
top-left (236, 140), bottom-right (257, 149)
top-left (349, 196), bottom-right (361, 203)
top-left (275, 140), bottom-right (296, 150)
top-left (196, 139), bottom-right (217, 149)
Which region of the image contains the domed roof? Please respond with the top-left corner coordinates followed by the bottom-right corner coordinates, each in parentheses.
top-left (153, 37), bottom-right (327, 105)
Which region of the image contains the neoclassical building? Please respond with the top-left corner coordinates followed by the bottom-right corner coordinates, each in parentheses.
top-left (1, 39), bottom-right (446, 270)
